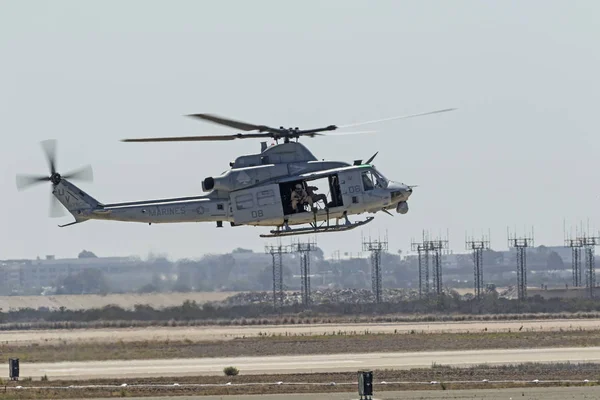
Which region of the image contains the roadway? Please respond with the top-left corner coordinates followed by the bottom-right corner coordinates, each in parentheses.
top-left (76, 387), bottom-right (600, 400)
top-left (8, 346), bottom-right (600, 380)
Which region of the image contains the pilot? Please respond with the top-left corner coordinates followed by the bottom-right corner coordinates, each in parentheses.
top-left (291, 183), bottom-right (312, 212)
top-left (306, 185), bottom-right (327, 208)
top-left (362, 172), bottom-right (374, 190)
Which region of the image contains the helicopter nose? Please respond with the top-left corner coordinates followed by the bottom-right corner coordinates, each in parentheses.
top-left (389, 182), bottom-right (412, 201)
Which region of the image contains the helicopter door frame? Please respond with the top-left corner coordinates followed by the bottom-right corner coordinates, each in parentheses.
top-left (337, 169), bottom-right (363, 209)
top-left (230, 184), bottom-right (284, 225)
top-left (279, 173), bottom-right (344, 216)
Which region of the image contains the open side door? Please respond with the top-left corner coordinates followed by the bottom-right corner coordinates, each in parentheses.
top-left (230, 184), bottom-right (284, 225)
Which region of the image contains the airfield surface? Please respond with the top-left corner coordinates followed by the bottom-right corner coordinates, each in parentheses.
top-left (78, 387), bottom-right (600, 400)
top-left (2, 318), bottom-right (600, 345)
top-left (6, 347), bottom-right (600, 380)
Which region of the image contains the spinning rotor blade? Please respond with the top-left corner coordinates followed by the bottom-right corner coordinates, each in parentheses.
top-left (49, 189), bottom-right (66, 218)
top-left (324, 130), bottom-right (378, 136)
top-left (40, 139), bottom-right (57, 175)
top-left (16, 174), bottom-right (51, 191)
top-left (337, 108), bottom-right (456, 129)
top-left (121, 133), bottom-right (273, 142)
top-left (62, 164), bottom-right (94, 182)
top-left (186, 113), bottom-right (272, 132)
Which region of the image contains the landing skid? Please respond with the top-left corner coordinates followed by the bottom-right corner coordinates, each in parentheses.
top-left (260, 216), bottom-right (375, 238)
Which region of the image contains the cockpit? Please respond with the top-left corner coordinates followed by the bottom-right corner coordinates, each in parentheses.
top-left (360, 167), bottom-right (389, 191)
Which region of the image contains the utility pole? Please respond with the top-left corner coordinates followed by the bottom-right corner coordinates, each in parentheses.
top-left (411, 231), bottom-right (431, 298)
top-left (362, 234), bottom-right (388, 304)
top-left (424, 237), bottom-right (448, 297)
top-left (507, 228), bottom-right (534, 302)
top-left (292, 238), bottom-right (317, 307)
top-left (265, 243), bottom-right (291, 311)
top-left (578, 234), bottom-right (599, 298)
top-left (466, 234), bottom-right (490, 299)
top-left (565, 237), bottom-right (583, 287)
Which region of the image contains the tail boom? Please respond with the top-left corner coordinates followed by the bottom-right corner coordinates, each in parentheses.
top-left (53, 179), bottom-right (231, 225)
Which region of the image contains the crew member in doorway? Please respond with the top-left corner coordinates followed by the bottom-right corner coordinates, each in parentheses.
top-left (291, 183), bottom-right (312, 212)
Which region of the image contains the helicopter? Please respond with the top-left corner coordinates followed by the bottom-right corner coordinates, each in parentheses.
top-left (16, 108), bottom-right (455, 237)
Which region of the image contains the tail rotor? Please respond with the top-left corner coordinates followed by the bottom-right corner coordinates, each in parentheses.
top-left (16, 139), bottom-right (94, 218)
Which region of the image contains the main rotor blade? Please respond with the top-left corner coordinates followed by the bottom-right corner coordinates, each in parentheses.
top-left (16, 174), bottom-right (50, 191)
top-left (40, 139), bottom-right (57, 174)
top-left (337, 108), bottom-right (457, 129)
top-left (187, 113), bottom-right (272, 132)
top-left (324, 130), bottom-right (378, 136)
top-left (50, 189), bottom-right (66, 218)
top-left (121, 132), bottom-right (273, 142)
top-left (62, 164), bottom-right (94, 182)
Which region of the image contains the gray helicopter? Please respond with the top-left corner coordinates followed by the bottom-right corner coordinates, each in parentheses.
top-left (16, 108), bottom-right (455, 237)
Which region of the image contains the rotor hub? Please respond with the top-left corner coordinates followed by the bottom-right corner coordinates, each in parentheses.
top-left (50, 172), bottom-right (61, 185)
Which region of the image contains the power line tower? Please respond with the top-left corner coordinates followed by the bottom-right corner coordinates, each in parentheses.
top-left (292, 238), bottom-right (317, 307)
top-left (424, 237), bottom-right (448, 296)
top-left (507, 229), bottom-right (534, 301)
top-left (362, 234), bottom-right (388, 303)
top-left (578, 234), bottom-right (599, 298)
top-left (466, 234), bottom-right (490, 299)
top-left (411, 232), bottom-right (431, 298)
top-left (565, 237), bottom-right (583, 287)
top-left (265, 243), bottom-right (291, 310)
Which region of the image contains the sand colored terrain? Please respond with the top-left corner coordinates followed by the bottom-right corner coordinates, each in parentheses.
top-left (0, 292), bottom-right (237, 311)
top-left (2, 318), bottom-right (600, 345)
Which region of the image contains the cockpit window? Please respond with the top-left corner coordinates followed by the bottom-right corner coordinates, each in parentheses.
top-left (362, 171), bottom-right (375, 191)
top-left (371, 168), bottom-right (388, 188)
top-left (362, 168), bottom-right (388, 190)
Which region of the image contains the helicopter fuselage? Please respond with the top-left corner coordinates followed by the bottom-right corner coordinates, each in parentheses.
top-left (51, 142), bottom-right (413, 231)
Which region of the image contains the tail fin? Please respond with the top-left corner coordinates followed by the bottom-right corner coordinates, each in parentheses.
top-left (52, 179), bottom-right (101, 226)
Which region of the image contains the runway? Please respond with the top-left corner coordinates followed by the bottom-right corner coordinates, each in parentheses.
top-left (76, 387), bottom-right (600, 400)
top-left (9, 346), bottom-right (600, 380)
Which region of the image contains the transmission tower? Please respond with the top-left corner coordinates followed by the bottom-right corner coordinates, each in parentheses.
top-left (265, 243), bottom-right (291, 310)
top-left (424, 237), bottom-right (448, 296)
top-left (292, 238), bottom-right (317, 307)
top-left (578, 234), bottom-right (599, 298)
top-left (466, 234), bottom-right (490, 299)
top-left (411, 231), bottom-right (432, 298)
top-left (362, 234), bottom-right (388, 303)
top-left (507, 229), bottom-right (534, 301)
top-left (565, 237), bottom-right (583, 287)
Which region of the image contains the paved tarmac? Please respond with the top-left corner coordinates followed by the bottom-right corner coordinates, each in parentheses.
top-left (74, 386), bottom-right (600, 399)
top-left (7, 346), bottom-right (600, 380)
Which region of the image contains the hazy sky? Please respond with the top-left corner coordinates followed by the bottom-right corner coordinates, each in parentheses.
top-left (2, 0), bottom-right (599, 260)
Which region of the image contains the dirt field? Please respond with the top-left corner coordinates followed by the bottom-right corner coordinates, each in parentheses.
top-left (2, 318), bottom-right (600, 345)
top-left (0, 292), bottom-right (238, 311)
top-left (4, 329), bottom-right (600, 363)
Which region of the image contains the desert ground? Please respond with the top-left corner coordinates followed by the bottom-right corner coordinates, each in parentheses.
top-left (3, 318), bottom-right (600, 345)
top-left (0, 292), bottom-right (238, 311)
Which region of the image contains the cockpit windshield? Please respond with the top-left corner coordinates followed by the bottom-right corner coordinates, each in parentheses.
top-left (371, 168), bottom-right (389, 188)
top-left (361, 167), bottom-right (388, 190)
